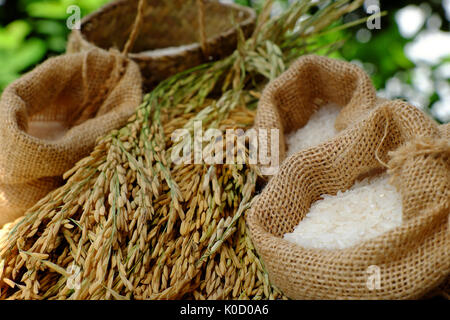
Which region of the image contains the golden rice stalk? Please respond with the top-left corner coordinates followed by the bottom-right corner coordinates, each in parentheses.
top-left (0, 0), bottom-right (364, 300)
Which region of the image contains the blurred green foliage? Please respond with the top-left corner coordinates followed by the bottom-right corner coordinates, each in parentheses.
top-left (338, 16), bottom-right (415, 89)
top-left (0, 0), bottom-right (109, 90)
top-left (334, 1), bottom-right (450, 123)
top-left (0, 20), bottom-right (45, 88)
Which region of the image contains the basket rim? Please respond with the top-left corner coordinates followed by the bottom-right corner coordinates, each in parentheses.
top-left (76, 0), bottom-right (257, 60)
top-left (247, 101), bottom-right (447, 256)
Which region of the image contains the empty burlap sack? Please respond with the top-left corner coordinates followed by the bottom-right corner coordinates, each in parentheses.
top-left (247, 100), bottom-right (450, 299)
top-left (0, 48), bottom-right (142, 227)
top-left (254, 54), bottom-right (389, 166)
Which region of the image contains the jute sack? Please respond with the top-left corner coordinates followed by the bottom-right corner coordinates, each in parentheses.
top-left (247, 100), bottom-right (450, 299)
top-left (439, 124), bottom-right (450, 299)
top-left (67, 0), bottom-right (256, 89)
top-left (0, 48), bottom-right (142, 227)
top-left (254, 54), bottom-right (387, 166)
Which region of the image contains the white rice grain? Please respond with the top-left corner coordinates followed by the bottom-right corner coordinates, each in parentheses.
top-left (284, 174), bottom-right (403, 250)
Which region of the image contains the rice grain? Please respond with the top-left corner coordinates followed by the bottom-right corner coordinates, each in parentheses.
top-left (284, 174), bottom-right (403, 250)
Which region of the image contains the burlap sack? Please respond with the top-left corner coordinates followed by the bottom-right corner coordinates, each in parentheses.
top-left (0, 48), bottom-right (142, 227)
top-left (254, 54), bottom-right (388, 165)
top-left (439, 124), bottom-right (450, 299)
top-left (67, 0), bottom-right (256, 89)
top-left (247, 100), bottom-right (450, 299)
top-left (440, 123), bottom-right (450, 139)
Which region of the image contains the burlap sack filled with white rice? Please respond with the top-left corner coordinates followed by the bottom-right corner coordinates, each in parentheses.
top-left (253, 55), bottom-right (390, 167)
top-left (0, 48), bottom-right (142, 227)
top-left (247, 91), bottom-right (450, 299)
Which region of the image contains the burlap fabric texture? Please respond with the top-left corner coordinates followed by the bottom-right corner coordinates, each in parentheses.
top-left (440, 123), bottom-right (450, 139)
top-left (67, 0), bottom-right (256, 89)
top-left (253, 54), bottom-right (390, 167)
top-left (0, 48), bottom-right (142, 227)
top-left (247, 55), bottom-right (449, 299)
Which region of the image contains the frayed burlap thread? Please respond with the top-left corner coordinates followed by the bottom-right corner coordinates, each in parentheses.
top-left (247, 101), bottom-right (449, 299)
top-left (0, 48), bottom-right (142, 227)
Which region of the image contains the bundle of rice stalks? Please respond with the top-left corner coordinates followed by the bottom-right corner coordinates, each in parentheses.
top-left (0, 0), bottom-right (364, 300)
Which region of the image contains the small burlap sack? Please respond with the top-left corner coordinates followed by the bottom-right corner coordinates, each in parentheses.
top-left (247, 100), bottom-right (450, 299)
top-left (254, 54), bottom-right (387, 166)
top-left (0, 48), bottom-right (142, 227)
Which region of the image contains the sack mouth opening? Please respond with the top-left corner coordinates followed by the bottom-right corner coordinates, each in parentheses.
top-left (265, 55), bottom-right (377, 133)
top-left (15, 98), bottom-right (104, 143)
top-left (7, 50), bottom-right (134, 144)
top-left (25, 118), bottom-right (70, 142)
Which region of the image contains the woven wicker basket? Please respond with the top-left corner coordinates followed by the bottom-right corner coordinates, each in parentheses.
top-left (67, 0), bottom-right (256, 89)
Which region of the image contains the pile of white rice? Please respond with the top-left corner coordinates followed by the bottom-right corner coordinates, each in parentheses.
top-left (285, 103), bottom-right (340, 158)
top-left (284, 174), bottom-right (403, 250)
